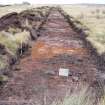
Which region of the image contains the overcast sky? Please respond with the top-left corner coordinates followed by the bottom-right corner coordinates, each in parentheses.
top-left (0, 0), bottom-right (105, 4)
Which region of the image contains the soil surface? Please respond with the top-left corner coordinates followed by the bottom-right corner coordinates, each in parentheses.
top-left (0, 9), bottom-right (100, 105)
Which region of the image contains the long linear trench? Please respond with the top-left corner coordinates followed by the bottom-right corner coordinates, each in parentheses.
top-left (0, 10), bottom-right (100, 105)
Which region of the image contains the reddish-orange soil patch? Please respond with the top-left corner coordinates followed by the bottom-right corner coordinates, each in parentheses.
top-left (31, 41), bottom-right (88, 59)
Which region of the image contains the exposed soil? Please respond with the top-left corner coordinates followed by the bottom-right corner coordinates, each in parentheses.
top-left (0, 8), bottom-right (103, 105)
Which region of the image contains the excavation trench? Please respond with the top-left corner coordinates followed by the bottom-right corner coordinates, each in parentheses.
top-left (0, 8), bottom-right (103, 105)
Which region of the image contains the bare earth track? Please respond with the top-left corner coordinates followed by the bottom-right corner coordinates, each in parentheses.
top-left (0, 9), bottom-right (102, 105)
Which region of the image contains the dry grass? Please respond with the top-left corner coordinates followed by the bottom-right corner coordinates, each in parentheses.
top-left (52, 85), bottom-right (96, 105)
top-left (0, 4), bottom-right (48, 17)
top-left (0, 29), bottom-right (30, 54)
top-left (0, 28), bottom-right (31, 72)
top-left (0, 55), bottom-right (8, 69)
top-left (0, 4), bottom-right (32, 17)
top-left (51, 84), bottom-right (105, 105)
top-left (14, 30), bottom-right (31, 44)
top-left (8, 27), bottom-right (22, 34)
top-left (0, 31), bottom-right (19, 55)
top-left (61, 5), bottom-right (105, 55)
top-left (98, 86), bottom-right (105, 105)
top-left (99, 96), bottom-right (105, 105)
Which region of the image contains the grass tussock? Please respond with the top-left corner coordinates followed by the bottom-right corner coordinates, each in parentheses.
top-left (99, 96), bottom-right (105, 105)
top-left (0, 29), bottom-right (30, 55)
top-left (7, 27), bottom-right (22, 34)
top-left (98, 86), bottom-right (105, 105)
top-left (14, 30), bottom-right (31, 44)
top-left (52, 85), bottom-right (96, 105)
top-left (0, 55), bottom-right (8, 69)
top-left (0, 31), bottom-right (18, 55)
top-left (51, 81), bottom-right (105, 105)
top-left (0, 27), bottom-right (31, 71)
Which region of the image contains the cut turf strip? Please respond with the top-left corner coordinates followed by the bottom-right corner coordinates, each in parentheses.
top-left (0, 8), bottom-right (103, 105)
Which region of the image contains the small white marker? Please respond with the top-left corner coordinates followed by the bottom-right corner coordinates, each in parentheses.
top-left (59, 68), bottom-right (69, 77)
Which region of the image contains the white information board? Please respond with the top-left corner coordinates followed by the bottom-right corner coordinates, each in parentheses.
top-left (59, 68), bottom-right (69, 77)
